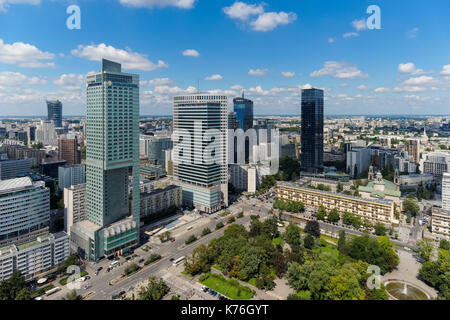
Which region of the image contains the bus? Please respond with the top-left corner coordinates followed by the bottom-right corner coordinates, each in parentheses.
top-left (45, 287), bottom-right (61, 296)
top-left (172, 256), bottom-right (185, 267)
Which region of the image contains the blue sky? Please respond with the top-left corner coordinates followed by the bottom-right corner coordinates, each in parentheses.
top-left (0, 0), bottom-right (449, 116)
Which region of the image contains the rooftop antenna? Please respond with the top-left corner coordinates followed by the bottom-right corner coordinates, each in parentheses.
top-left (242, 90), bottom-right (244, 99)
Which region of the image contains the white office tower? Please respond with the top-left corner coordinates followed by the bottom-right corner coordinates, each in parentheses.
top-left (173, 93), bottom-right (228, 213)
top-left (443, 173), bottom-right (450, 210)
top-left (64, 183), bottom-right (86, 235)
top-left (36, 120), bottom-right (58, 146)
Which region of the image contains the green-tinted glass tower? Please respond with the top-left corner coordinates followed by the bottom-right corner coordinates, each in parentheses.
top-left (70, 59), bottom-right (140, 261)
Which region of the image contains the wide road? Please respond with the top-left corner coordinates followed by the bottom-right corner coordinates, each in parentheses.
top-left (48, 208), bottom-right (257, 300)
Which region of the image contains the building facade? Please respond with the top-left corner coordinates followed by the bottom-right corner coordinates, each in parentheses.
top-left (301, 88), bottom-right (324, 172)
top-left (58, 136), bottom-right (81, 165)
top-left (443, 173), bottom-right (450, 211)
top-left (173, 93), bottom-right (228, 213)
top-left (58, 165), bottom-right (86, 191)
top-left (0, 177), bottom-right (50, 247)
top-left (47, 100), bottom-right (63, 128)
top-left (70, 59), bottom-right (140, 261)
top-left (0, 158), bottom-right (32, 180)
top-left (64, 183), bottom-right (86, 235)
top-left (277, 181), bottom-right (394, 225)
top-left (140, 185), bottom-right (182, 218)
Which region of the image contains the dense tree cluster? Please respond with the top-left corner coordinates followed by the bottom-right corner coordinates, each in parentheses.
top-left (137, 277), bottom-right (170, 300)
top-left (0, 272), bottom-right (30, 300)
top-left (273, 198), bottom-right (305, 213)
top-left (419, 249), bottom-right (450, 300)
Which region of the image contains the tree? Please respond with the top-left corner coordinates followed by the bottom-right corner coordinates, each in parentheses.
top-left (284, 223), bottom-right (302, 246)
top-left (305, 220), bottom-right (320, 238)
top-left (419, 250), bottom-right (450, 300)
top-left (416, 239), bottom-right (435, 262)
top-left (439, 239), bottom-right (450, 251)
top-left (317, 205), bottom-right (327, 221)
top-left (337, 230), bottom-right (348, 255)
top-left (351, 216), bottom-right (362, 229)
top-left (272, 251), bottom-right (288, 277)
top-left (342, 212), bottom-right (354, 225)
top-left (374, 223), bottom-right (387, 236)
top-left (63, 290), bottom-right (82, 300)
top-left (14, 287), bottom-right (31, 301)
top-left (304, 234), bottom-right (315, 249)
top-left (403, 198), bottom-right (419, 217)
top-left (0, 271), bottom-right (28, 300)
top-left (138, 277), bottom-right (170, 300)
top-left (201, 228), bottom-right (211, 237)
top-left (184, 244), bottom-right (214, 276)
top-left (327, 209), bottom-right (340, 223)
top-left (261, 217), bottom-right (280, 239)
top-left (215, 222), bottom-right (224, 230)
top-left (326, 266), bottom-right (365, 300)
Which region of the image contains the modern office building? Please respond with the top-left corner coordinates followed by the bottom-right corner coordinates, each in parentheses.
top-left (26, 126), bottom-right (36, 145)
top-left (0, 158), bottom-right (32, 180)
top-left (70, 59), bottom-right (140, 261)
top-left (228, 111), bottom-right (239, 130)
top-left (58, 136), bottom-right (81, 165)
top-left (139, 135), bottom-right (173, 168)
top-left (47, 100), bottom-right (63, 128)
top-left (233, 93), bottom-right (253, 131)
top-left (58, 164), bottom-right (86, 191)
top-left (406, 139), bottom-right (421, 164)
top-left (173, 93), bottom-right (228, 213)
top-left (277, 181), bottom-right (394, 225)
top-left (443, 173), bottom-right (450, 210)
top-left (419, 152), bottom-right (450, 178)
top-left (36, 120), bottom-right (58, 146)
top-left (301, 88), bottom-right (324, 173)
top-left (40, 160), bottom-right (67, 179)
top-left (0, 177), bottom-right (50, 247)
top-left (64, 183), bottom-right (86, 235)
top-left (346, 147), bottom-right (371, 178)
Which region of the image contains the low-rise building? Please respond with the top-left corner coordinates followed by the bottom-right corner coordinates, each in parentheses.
top-left (0, 232), bottom-right (69, 281)
top-left (0, 158), bottom-right (32, 180)
top-left (277, 181), bottom-right (394, 225)
top-left (429, 207), bottom-right (450, 242)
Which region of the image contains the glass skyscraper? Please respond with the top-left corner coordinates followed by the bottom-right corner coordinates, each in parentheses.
top-left (233, 94), bottom-right (253, 131)
top-left (173, 93), bottom-right (228, 213)
top-left (70, 59), bottom-right (140, 261)
top-left (301, 88), bottom-right (324, 173)
top-left (46, 100), bottom-right (63, 128)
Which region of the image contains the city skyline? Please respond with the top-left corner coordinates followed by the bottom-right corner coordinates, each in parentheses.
top-left (0, 0), bottom-right (449, 116)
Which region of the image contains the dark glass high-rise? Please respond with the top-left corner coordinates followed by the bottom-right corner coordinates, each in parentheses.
top-left (301, 88), bottom-right (324, 173)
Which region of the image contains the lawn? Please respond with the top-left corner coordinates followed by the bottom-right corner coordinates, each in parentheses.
top-left (199, 273), bottom-right (255, 300)
top-left (272, 237), bottom-right (284, 247)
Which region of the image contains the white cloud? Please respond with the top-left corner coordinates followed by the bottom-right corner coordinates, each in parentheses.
top-left (310, 61), bottom-right (368, 79)
top-left (153, 85), bottom-right (197, 95)
top-left (403, 75), bottom-right (434, 85)
top-left (248, 68), bottom-right (268, 76)
top-left (343, 32), bottom-right (359, 38)
top-left (0, 71), bottom-right (46, 86)
top-left (356, 85), bottom-right (369, 90)
top-left (0, 0), bottom-right (39, 13)
top-left (54, 74), bottom-right (84, 91)
top-left (440, 65), bottom-right (450, 75)
top-left (119, 0), bottom-right (195, 9)
top-left (182, 49), bottom-right (200, 57)
top-left (351, 18), bottom-right (367, 31)
top-left (0, 38), bottom-right (54, 68)
top-left (250, 11), bottom-right (297, 32)
top-left (328, 38), bottom-right (335, 43)
top-left (393, 86), bottom-right (426, 92)
top-left (141, 78), bottom-right (173, 86)
top-left (408, 27), bottom-right (419, 39)
top-left (398, 62), bottom-right (424, 75)
top-left (224, 2), bottom-right (297, 32)
top-left (71, 43), bottom-right (168, 71)
top-left (230, 85), bottom-right (244, 91)
top-left (339, 83), bottom-right (349, 87)
top-left (223, 1), bottom-right (264, 21)
top-left (374, 87), bottom-right (390, 93)
top-left (205, 74), bottom-right (223, 81)
top-left (281, 71), bottom-right (295, 78)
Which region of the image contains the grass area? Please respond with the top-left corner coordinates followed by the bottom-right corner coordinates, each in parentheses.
top-left (320, 234), bottom-right (338, 244)
top-left (142, 245), bottom-right (151, 252)
top-left (312, 244), bottom-right (339, 259)
top-left (248, 278), bottom-right (257, 287)
top-left (213, 264), bottom-right (222, 272)
top-left (199, 273), bottom-right (255, 300)
top-left (59, 270), bottom-right (88, 286)
top-left (123, 263), bottom-right (141, 277)
top-left (220, 211), bottom-right (230, 217)
top-left (272, 237), bottom-right (284, 248)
